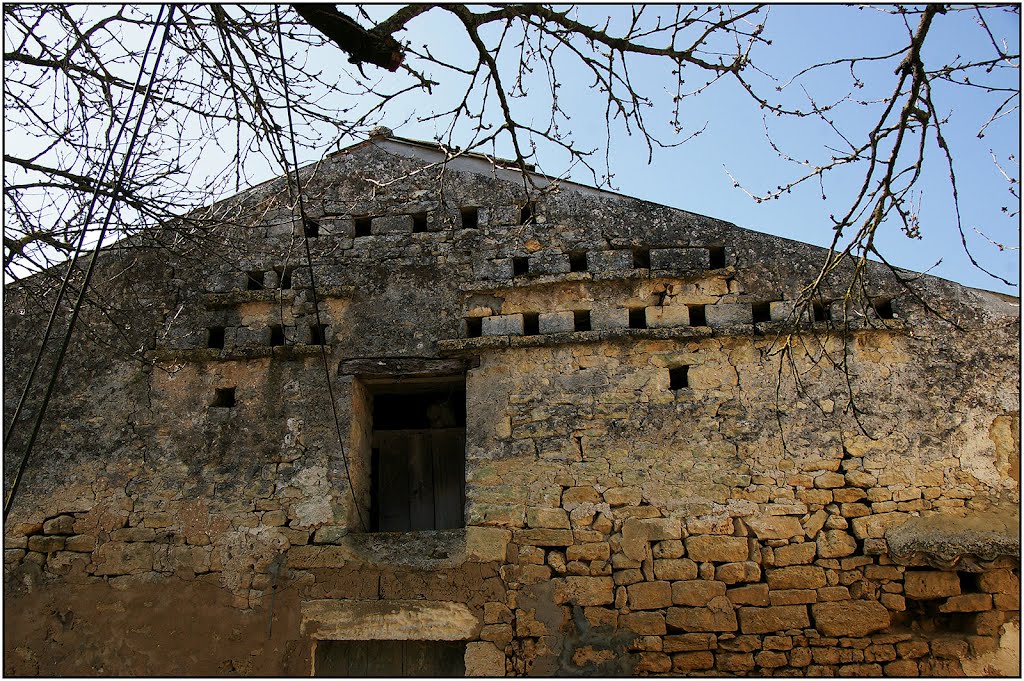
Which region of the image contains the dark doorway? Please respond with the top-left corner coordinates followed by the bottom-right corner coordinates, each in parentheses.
top-left (368, 377), bottom-right (466, 532)
top-left (315, 640), bottom-right (466, 676)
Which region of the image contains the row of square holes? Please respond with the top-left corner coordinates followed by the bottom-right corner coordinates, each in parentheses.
top-left (513, 245), bottom-right (727, 277)
top-left (464, 299), bottom-right (894, 338)
top-left (206, 324), bottom-right (329, 349)
top-left (301, 204), bottom-right (536, 238)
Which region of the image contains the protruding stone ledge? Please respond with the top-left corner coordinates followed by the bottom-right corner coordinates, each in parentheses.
top-left (301, 599), bottom-right (480, 640)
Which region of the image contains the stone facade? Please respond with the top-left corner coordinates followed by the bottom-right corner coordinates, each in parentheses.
top-left (3, 135), bottom-right (1020, 676)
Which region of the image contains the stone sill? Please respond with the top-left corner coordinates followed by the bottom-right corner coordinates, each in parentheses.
top-left (438, 319), bottom-right (906, 354)
top-left (149, 344), bottom-right (331, 362)
top-left (461, 266), bottom-right (736, 292)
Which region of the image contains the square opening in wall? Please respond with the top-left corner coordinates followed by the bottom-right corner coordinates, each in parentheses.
top-left (246, 271), bottom-right (264, 290)
top-left (465, 317), bottom-right (482, 338)
top-left (212, 387), bottom-right (236, 408)
top-left (358, 376), bottom-right (467, 533)
top-left (628, 307), bottom-right (647, 329)
top-left (669, 366), bottom-right (689, 390)
top-left (709, 246), bottom-right (726, 269)
top-left (813, 301), bottom-right (831, 322)
top-left (873, 298), bottom-right (895, 319)
top-left (207, 326), bottom-right (225, 349)
top-left (460, 207), bottom-right (479, 229)
top-left (412, 212), bottom-right (428, 233)
top-left (688, 304), bottom-right (707, 326)
top-left (573, 310), bottom-right (591, 332)
top-left (354, 216), bottom-right (372, 237)
top-left (275, 266), bottom-right (294, 289)
top-left (632, 246), bottom-right (651, 269)
top-left (270, 324), bottom-right (285, 347)
top-left (310, 323), bottom-right (328, 345)
top-left (520, 202), bottom-right (535, 225)
top-left (569, 250), bottom-right (588, 272)
top-left (523, 312), bottom-right (540, 336)
top-left (752, 302), bottom-right (772, 323)
top-left (303, 217), bottom-right (320, 238)
top-left (512, 257), bottom-right (529, 276)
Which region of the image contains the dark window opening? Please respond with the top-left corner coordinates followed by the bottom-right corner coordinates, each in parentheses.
top-left (270, 324), bottom-right (285, 347)
top-left (752, 302), bottom-right (772, 323)
top-left (354, 216), bottom-right (372, 237)
top-left (246, 271), bottom-right (264, 291)
top-left (212, 387), bottom-right (236, 408)
top-left (523, 312), bottom-right (540, 336)
top-left (275, 266), bottom-right (294, 289)
top-left (573, 310), bottom-right (591, 332)
top-left (314, 640), bottom-right (466, 677)
top-left (520, 202), bottom-right (535, 225)
top-left (207, 326), bottom-right (225, 349)
top-left (709, 246), bottom-right (727, 269)
top-left (367, 378), bottom-right (467, 533)
top-left (512, 257), bottom-right (529, 276)
top-left (874, 298), bottom-right (895, 319)
top-left (310, 323), bottom-right (328, 345)
top-left (303, 217), bottom-right (320, 237)
top-left (412, 212), bottom-right (428, 233)
top-left (688, 304), bottom-right (707, 327)
top-left (465, 317), bottom-right (482, 338)
top-left (813, 301), bottom-right (831, 322)
top-left (569, 250), bottom-right (588, 272)
top-left (628, 307), bottom-right (647, 329)
top-left (460, 207), bottom-right (479, 229)
top-left (669, 366), bottom-right (689, 390)
top-left (632, 246), bottom-right (651, 269)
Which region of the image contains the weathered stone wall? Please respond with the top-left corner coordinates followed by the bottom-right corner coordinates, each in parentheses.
top-left (4, 138), bottom-right (1019, 676)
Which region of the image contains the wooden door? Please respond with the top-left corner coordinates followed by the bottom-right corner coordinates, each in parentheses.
top-left (373, 428), bottom-right (465, 531)
top-left (315, 640), bottom-right (466, 676)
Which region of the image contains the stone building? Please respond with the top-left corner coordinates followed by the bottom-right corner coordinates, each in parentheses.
top-left (3, 133), bottom-right (1020, 676)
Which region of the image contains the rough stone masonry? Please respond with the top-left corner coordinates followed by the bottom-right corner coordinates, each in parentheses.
top-left (3, 134), bottom-right (1020, 676)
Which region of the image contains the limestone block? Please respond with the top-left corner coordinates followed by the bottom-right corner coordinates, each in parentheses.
top-left (467, 526), bottom-right (511, 562)
top-left (64, 535), bottom-right (96, 552)
top-left (645, 305), bottom-right (689, 329)
top-left (301, 599), bottom-right (479, 640)
top-left (475, 258), bottom-right (513, 281)
top-left (685, 536), bottom-right (749, 562)
top-left (613, 568), bottom-right (644, 586)
top-left (528, 252), bottom-right (570, 275)
top-left (811, 600), bottom-right (891, 637)
top-left (621, 611), bottom-right (667, 635)
top-left (481, 314), bottom-right (524, 336)
top-left (591, 308), bottom-right (630, 331)
top-left (774, 542), bottom-right (816, 566)
top-left (705, 303), bottom-right (752, 327)
top-left (977, 570), bottom-right (1017, 594)
top-left (757, 650), bottom-right (789, 668)
top-left (370, 215), bottom-right (412, 234)
top-left (666, 597), bottom-right (738, 632)
top-left (663, 633), bottom-right (717, 652)
top-left (818, 586), bottom-right (852, 602)
top-left (26, 536), bottom-right (64, 553)
top-left (816, 530), bottom-right (858, 558)
top-left (562, 486), bottom-right (602, 507)
top-left (566, 542), bottom-right (610, 562)
top-left (464, 642), bottom-right (506, 677)
top-left (766, 566), bottom-right (827, 590)
top-left (628, 581), bottom-right (673, 610)
top-left (745, 515), bottom-right (804, 540)
top-left (737, 605), bottom-right (811, 634)
top-left (655, 558), bottom-right (698, 581)
top-left (586, 250), bottom-right (633, 274)
top-left (527, 507), bottom-right (570, 529)
top-left (42, 515), bottom-right (75, 535)
top-left (726, 583), bottom-right (770, 606)
top-left (634, 652), bottom-right (672, 674)
top-left (769, 589), bottom-right (817, 606)
top-left (813, 471), bottom-right (846, 488)
top-left (537, 311), bottom-right (574, 334)
top-left (716, 561), bottom-right (761, 584)
top-left (649, 247), bottom-right (710, 273)
top-left (516, 528), bottom-right (573, 547)
top-left (688, 516), bottom-right (735, 535)
top-left (850, 511), bottom-right (908, 539)
top-left (553, 576), bottom-right (615, 606)
top-left (672, 579), bottom-right (727, 606)
top-left (904, 571), bottom-right (960, 600)
top-left (652, 540), bottom-right (685, 559)
top-left (939, 594), bottom-right (993, 612)
top-left (92, 541), bottom-right (154, 576)
top-left (672, 651), bottom-right (715, 671)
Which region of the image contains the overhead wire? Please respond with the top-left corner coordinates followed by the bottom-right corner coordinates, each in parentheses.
top-left (273, 5), bottom-right (367, 532)
top-left (3, 5), bottom-right (178, 523)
